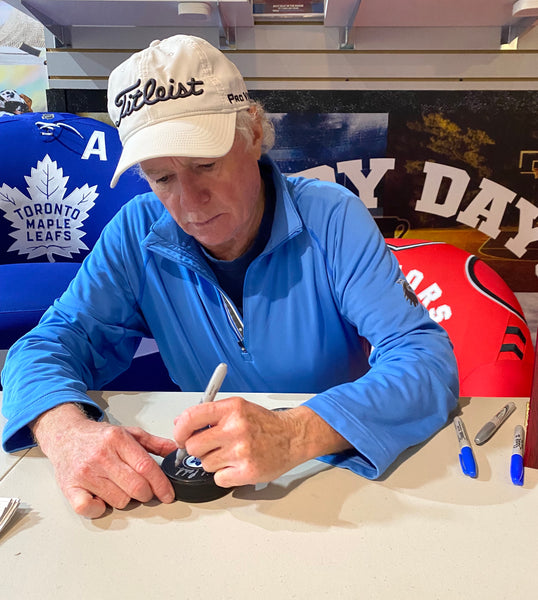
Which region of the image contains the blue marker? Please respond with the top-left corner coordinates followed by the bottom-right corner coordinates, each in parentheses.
top-left (454, 416), bottom-right (477, 478)
top-left (510, 425), bottom-right (525, 486)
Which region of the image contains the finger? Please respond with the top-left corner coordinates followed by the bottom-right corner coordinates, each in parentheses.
top-left (213, 465), bottom-right (251, 489)
top-left (174, 398), bottom-right (238, 445)
top-left (185, 426), bottom-right (222, 461)
top-left (70, 469), bottom-right (139, 509)
top-left (125, 427), bottom-right (177, 457)
top-left (77, 427), bottom-right (175, 505)
top-left (173, 407), bottom-right (213, 446)
top-left (115, 440), bottom-right (175, 504)
top-left (65, 429), bottom-right (155, 505)
top-left (57, 454), bottom-right (135, 512)
top-left (65, 486), bottom-right (108, 519)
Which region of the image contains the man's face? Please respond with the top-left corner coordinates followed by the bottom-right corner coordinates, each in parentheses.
top-left (140, 123), bottom-right (265, 262)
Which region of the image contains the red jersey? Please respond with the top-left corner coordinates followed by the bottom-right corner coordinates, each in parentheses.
top-left (386, 238), bottom-right (534, 397)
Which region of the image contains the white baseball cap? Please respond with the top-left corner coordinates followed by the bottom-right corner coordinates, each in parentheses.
top-left (107, 35), bottom-right (251, 188)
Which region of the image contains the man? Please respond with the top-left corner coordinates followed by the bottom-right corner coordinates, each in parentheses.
top-left (1, 35), bottom-right (458, 518)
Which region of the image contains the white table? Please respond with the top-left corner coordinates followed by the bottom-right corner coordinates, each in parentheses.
top-left (1, 391), bottom-right (537, 600)
top-left (0, 403), bottom-right (29, 481)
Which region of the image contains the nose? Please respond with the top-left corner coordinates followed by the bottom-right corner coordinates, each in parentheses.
top-left (177, 172), bottom-right (209, 210)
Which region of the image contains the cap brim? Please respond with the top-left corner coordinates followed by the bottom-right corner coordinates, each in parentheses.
top-left (110, 111), bottom-right (237, 188)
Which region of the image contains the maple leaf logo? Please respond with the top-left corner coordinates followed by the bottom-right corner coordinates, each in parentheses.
top-left (0, 154), bottom-right (98, 262)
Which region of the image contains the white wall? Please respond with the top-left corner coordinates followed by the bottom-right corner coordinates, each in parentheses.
top-left (43, 22), bottom-right (538, 92)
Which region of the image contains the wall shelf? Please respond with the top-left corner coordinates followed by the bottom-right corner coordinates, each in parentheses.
top-left (16, 0), bottom-right (254, 48)
top-left (6, 0), bottom-right (537, 48)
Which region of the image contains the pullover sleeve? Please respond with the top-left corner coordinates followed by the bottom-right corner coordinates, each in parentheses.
top-left (301, 183), bottom-right (459, 478)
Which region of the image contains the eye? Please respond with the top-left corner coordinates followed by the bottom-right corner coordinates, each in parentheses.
top-left (155, 174), bottom-right (170, 184)
top-left (198, 162), bottom-right (216, 171)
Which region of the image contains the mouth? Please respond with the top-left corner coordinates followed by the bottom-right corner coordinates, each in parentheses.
top-left (191, 214), bottom-right (222, 228)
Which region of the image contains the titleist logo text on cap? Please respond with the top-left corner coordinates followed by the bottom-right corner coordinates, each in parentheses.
top-left (113, 77), bottom-right (205, 127)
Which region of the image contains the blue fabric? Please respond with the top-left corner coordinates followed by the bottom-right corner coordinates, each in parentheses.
top-left (1, 157), bottom-right (458, 478)
top-left (0, 262), bottom-right (81, 345)
top-left (0, 111), bottom-right (149, 346)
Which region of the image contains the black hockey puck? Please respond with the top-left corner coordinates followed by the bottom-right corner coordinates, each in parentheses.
top-left (161, 450), bottom-right (234, 503)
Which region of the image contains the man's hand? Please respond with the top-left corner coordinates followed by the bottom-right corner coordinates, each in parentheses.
top-left (32, 403), bottom-right (177, 519)
top-left (173, 397), bottom-right (351, 488)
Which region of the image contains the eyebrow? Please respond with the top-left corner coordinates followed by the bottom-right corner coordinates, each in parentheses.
top-left (141, 157), bottom-right (219, 178)
top-left (140, 167), bottom-right (162, 176)
top-left (140, 168), bottom-right (169, 181)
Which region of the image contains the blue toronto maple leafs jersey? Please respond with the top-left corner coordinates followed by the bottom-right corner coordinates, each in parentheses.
top-left (0, 111), bottom-right (149, 347)
top-left (0, 111), bottom-right (149, 265)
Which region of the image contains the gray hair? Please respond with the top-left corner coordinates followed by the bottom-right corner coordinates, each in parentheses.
top-left (236, 100), bottom-right (275, 154)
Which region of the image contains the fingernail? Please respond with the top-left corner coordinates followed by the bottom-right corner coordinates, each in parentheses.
top-left (164, 491), bottom-right (175, 504)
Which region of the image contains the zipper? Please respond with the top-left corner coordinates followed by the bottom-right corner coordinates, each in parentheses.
top-left (219, 291), bottom-right (248, 354)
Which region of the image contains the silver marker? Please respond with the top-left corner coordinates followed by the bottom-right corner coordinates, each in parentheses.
top-left (174, 362), bottom-right (228, 467)
top-left (474, 402), bottom-right (516, 445)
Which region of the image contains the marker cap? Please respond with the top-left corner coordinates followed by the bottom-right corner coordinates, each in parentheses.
top-left (474, 422), bottom-right (496, 445)
top-left (459, 447), bottom-right (477, 478)
top-left (510, 454), bottom-right (524, 486)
